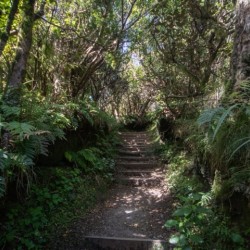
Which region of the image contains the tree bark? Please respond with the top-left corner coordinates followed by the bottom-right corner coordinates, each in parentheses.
top-left (231, 0), bottom-right (250, 93)
top-left (4, 0), bottom-right (36, 106)
top-left (0, 0), bottom-right (20, 57)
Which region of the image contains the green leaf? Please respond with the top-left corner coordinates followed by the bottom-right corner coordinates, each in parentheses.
top-left (229, 137), bottom-right (250, 161)
top-left (6, 122), bottom-right (36, 140)
top-left (164, 219), bottom-right (178, 228)
top-left (169, 234), bottom-right (187, 246)
top-left (189, 193), bottom-right (202, 201)
top-left (1, 105), bottom-right (21, 117)
top-left (189, 234), bottom-right (203, 244)
top-left (212, 104), bottom-right (238, 141)
top-left (173, 206), bottom-right (192, 217)
top-left (64, 151), bottom-right (73, 162)
top-left (197, 107), bottom-right (224, 126)
top-left (231, 233), bottom-right (244, 244)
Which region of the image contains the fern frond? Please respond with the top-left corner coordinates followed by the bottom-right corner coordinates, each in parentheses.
top-left (228, 166), bottom-right (250, 189)
top-left (78, 149), bottom-right (97, 164)
top-left (199, 192), bottom-right (213, 206)
top-left (64, 151), bottom-right (87, 168)
top-left (5, 122), bottom-right (36, 140)
top-left (212, 104), bottom-right (238, 141)
top-left (197, 107), bottom-right (224, 126)
top-left (245, 106), bottom-right (250, 116)
top-left (228, 137), bottom-right (250, 161)
top-left (1, 105), bottom-right (21, 117)
top-left (19, 135), bottom-right (51, 158)
top-left (10, 153), bottom-right (34, 168)
top-left (52, 128), bottom-right (65, 141)
top-left (80, 108), bottom-right (94, 125)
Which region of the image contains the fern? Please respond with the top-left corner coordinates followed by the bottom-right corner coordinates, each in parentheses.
top-left (10, 153), bottom-right (34, 167)
top-left (245, 106), bottom-right (250, 116)
top-left (19, 135), bottom-right (51, 158)
top-left (1, 104), bottom-right (21, 117)
top-left (199, 192), bottom-right (213, 206)
top-left (5, 122), bottom-right (36, 140)
top-left (228, 137), bottom-right (250, 161)
top-left (64, 147), bottom-right (114, 176)
top-left (197, 104), bottom-right (238, 141)
top-left (80, 107), bottom-right (94, 125)
top-left (78, 149), bottom-right (98, 164)
top-left (65, 151), bottom-right (87, 169)
top-left (212, 104), bottom-right (238, 141)
top-left (197, 107), bottom-right (224, 126)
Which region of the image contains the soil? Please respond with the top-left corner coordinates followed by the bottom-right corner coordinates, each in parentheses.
top-left (50, 182), bottom-right (173, 249)
top-left (49, 132), bottom-right (174, 249)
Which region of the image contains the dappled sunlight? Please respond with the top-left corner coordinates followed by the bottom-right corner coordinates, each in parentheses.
top-left (78, 131), bottom-right (174, 242)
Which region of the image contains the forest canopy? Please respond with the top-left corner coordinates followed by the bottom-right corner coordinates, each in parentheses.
top-left (0, 0), bottom-right (250, 248)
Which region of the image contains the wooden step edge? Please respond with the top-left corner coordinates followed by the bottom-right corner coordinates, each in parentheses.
top-left (116, 162), bottom-right (158, 165)
top-left (118, 150), bottom-right (155, 154)
top-left (116, 157), bottom-right (157, 161)
top-left (120, 147), bottom-right (153, 150)
top-left (118, 170), bottom-right (155, 176)
top-left (84, 236), bottom-right (169, 250)
top-left (119, 169), bottom-right (155, 173)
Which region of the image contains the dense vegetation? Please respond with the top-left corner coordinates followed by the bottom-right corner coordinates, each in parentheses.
top-left (0, 0), bottom-right (249, 249)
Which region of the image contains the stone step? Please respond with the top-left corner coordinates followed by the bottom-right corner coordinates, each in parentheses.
top-left (83, 236), bottom-right (168, 250)
top-left (119, 146), bottom-right (152, 151)
top-left (119, 132), bottom-right (149, 135)
top-left (121, 137), bottom-right (151, 141)
top-left (118, 169), bottom-right (154, 177)
top-left (121, 134), bottom-right (150, 137)
top-left (120, 136), bottom-right (151, 140)
top-left (121, 138), bottom-right (150, 142)
top-left (116, 162), bottom-right (158, 169)
top-left (116, 156), bottom-right (156, 162)
top-left (120, 139), bottom-right (151, 143)
top-left (121, 143), bottom-right (152, 148)
top-left (120, 141), bottom-right (151, 145)
top-left (118, 176), bottom-right (163, 186)
top-left (118, 150), bottom-right (154, 156)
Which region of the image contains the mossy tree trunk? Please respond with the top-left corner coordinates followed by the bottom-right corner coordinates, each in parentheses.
top-left (4, 0), bottom-right (36, 106)
top-left (231, 0), bottom-right (250, 93)
top-left (0, 0), bottom-right (20, 57)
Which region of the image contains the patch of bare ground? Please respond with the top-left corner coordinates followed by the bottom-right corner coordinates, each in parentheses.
top-left (49, 132), bottom-right (174, 250)
top-left (50, 183), bottom-right (173, 249)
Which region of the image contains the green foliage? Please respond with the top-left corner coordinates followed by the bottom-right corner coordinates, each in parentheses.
top-left (0, 94), bottom-right (71, 197)
top-left (166, 192), bottom-right (245, 249)
top-left (65, 147), bottom-right (115, 180)
top-left (163, 146), bottom-right (246, 249)
top-left (197, 103), bottom-right (250, 201)
top-left (197, 104), bottom-right (238, 141)
top-left (64, 121), bottom-right (118, 180)
top-left (0, 168), bottom-right (105, 249)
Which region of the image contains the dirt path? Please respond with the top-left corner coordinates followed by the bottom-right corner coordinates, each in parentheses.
top-left (51, 132), bottom-right (173, 249)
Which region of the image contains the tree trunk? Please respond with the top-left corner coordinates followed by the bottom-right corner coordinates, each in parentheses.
top-left (231, 0), bottom-right (250, 93)
top-left (4, 0), bottom-right (36, 106)
top-left (0, 0), bottom-right (20, 57)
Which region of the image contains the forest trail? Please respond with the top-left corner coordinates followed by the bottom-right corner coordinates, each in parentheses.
top-left (51, 132), bottom-right (173, 250)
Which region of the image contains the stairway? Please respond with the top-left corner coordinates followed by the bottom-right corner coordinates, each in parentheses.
top-left (116, 132), bottom-right (163, 187)
top-left (83, 131), bottom-right (170, 250)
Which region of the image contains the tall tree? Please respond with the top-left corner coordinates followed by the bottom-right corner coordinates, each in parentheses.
top-left (231, 0), bottom-right (250, 95)
top-left (4, 0), bottom-right (36, 106)
top-left (0, 0), bottom-right (20, 57)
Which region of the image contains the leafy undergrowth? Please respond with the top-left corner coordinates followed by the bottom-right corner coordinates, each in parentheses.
top-left (157, 143), bottom-right (248, 250)
top-left (0, 167), bottom-right (112, 249)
